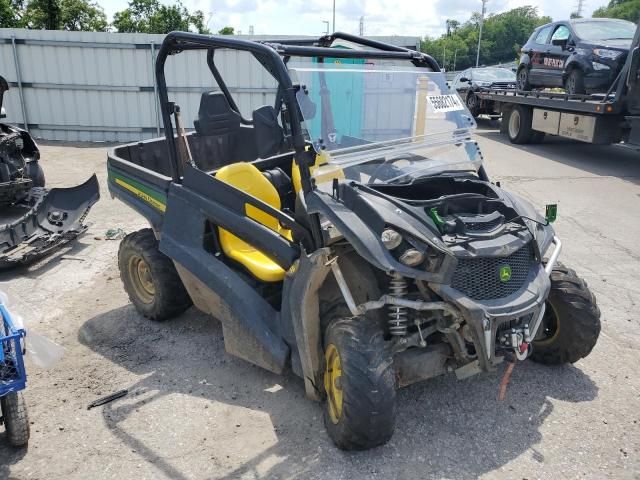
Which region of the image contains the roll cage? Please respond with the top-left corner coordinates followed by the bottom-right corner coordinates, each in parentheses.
top-left (155, 31), bottom-right (440, 191)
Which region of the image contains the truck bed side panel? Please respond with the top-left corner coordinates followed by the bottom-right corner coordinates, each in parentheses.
top-left (107, 153), bottom-right (171, 230)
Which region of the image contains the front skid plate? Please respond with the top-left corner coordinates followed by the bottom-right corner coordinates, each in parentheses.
top-left (0, 174), bottom-right (100, 269)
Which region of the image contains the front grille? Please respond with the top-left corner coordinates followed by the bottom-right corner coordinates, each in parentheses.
top-left (450, 243), bottom-right (535, 300)
top-left (491, 82), bottom-right (516, 89)
top-left (465, 217), bottom-right (502, 232)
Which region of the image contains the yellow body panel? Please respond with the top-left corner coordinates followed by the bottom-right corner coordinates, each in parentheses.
top-left (215, 162), bottom-right (292, 282)
top-left (291, 150), bottom-right (345, 193)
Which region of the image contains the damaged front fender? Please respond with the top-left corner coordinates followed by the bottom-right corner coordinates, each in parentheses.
top-left (0, 174), bottom-right (100, 269)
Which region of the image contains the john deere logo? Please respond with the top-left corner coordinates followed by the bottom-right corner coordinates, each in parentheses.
top-left (499, 264), bottom-right (512, 283)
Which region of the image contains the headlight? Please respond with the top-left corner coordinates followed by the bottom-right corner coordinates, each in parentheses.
top-left (592, 62), bottom-right (610, 71)
top-left (381, 228), bottom-right (402, 250)
top-left (593, 48), bottom-right (623, 60)
top-left (399, 249), bottom-right (425, 267)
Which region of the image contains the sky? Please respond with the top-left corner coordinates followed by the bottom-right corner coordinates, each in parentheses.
top-left (98, 0), bottom-right (610, 37)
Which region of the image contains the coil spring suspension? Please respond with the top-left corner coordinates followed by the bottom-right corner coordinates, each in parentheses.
top-left (388, 277), bottom-right (408, 336)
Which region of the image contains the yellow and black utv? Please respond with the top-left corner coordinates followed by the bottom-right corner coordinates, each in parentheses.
top-left (108, 31), bottom-right (600, 450)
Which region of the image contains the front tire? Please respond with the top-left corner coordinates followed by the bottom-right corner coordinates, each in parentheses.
top-left (118, 228), bottom-right (192, 321)
top-left (531, 263), bottom-right (600, 365)
top-left (1, 392), bottom-right (30, 447)
top-left (565, 69), bottom-right (586, 95)
top-left (323, 317), bottom-right (396, 450)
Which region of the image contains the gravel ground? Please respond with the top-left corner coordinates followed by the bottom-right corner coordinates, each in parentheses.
top-left (1, 122), bottom-right (639, 479)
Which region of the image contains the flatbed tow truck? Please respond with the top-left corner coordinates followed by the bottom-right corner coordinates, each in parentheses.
top-left (477, 20), bottom-right (640, 149)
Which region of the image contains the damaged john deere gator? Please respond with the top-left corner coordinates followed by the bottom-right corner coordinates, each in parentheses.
top-left (0, 76), bottom-right (99, 269)
top-left (108, 32), bottom-right (601, 450)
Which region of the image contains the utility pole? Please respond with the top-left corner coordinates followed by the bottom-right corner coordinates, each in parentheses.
top-left (443, 44), bottom-right (446, 71)
top-left (476, 0), bottom-right (488, 67)
top-left (453, 49), bottom-right (458, 71)
top-left (575, 0), bottom-right (585, 17)
top-left (332, 0), bottom-right (336, 32)
top-left (322, 20), bottom-right (330, 35)
top-left (359, 16), bottom-right (364, 36)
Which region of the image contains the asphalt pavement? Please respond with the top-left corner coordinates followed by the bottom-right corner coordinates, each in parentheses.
top-left (1, 122), bottom-right (639, 479)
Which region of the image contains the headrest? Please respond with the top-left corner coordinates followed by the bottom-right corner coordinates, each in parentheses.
top-left (253, 105), bottom-right (284, 159)
top-left (194, 91), bottom-right (241, 136)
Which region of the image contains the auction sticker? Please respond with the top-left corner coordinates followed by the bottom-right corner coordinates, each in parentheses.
top-left (426, 94), bottom-right (464, 113)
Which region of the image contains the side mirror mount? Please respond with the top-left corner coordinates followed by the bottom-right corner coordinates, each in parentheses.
top-left (460, 77), bottom-right (470, 83)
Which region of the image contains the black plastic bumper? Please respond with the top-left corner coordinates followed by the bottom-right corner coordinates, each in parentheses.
top-left (0, 174), bottom-right (100, 269)
top-left (430, 264), bottom-right (551, 371)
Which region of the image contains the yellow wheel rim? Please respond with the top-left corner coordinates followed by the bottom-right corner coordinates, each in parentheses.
top-left (535, 301), bottom-right (560, 346)
top-left (128, 255), bottom-right (155, 304)
top-left (324, 344), bottom-right (343, 425)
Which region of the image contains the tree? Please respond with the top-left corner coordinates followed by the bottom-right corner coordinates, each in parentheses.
top-left (24, 0), bottom-right (60, 29)
top-left (593, 0), bottom-right (640, 21)
top-left (218, 26), bottom-right (234, 35)
top-left (445, 19), bottom-right (460, 36)
top-left (3, 0), bottom-right (106, 30)
top-left (60, 0), bottom-right (107, 31)
top-left (0, 0), bottom-right (25, 27)
top-left (112, 0), bottom-right (210, 34)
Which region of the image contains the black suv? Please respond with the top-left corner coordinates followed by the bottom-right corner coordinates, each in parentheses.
top-left (452, 67), bottom-right (516, 117)
top-left (517, 18), bottom-right (636, 94)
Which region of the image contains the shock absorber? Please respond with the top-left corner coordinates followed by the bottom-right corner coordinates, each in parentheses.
top-left (388, 276), bottom-right (408, 336)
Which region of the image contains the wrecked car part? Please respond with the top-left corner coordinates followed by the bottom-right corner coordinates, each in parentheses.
top-left (0, 175), bottom-right (100, 269)
top-left (0, 76), bottom-right (42, 208)
top-left (0, 75), bottom-right (99, 268)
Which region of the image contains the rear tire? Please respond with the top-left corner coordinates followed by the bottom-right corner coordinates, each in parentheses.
top-left (531, 263), bottom-right (600, 365)
top-left (517, 65), bottom-right (531, 91)
top-left (118, 228), bottom-right (192, 321)
top-left (322, 317), bottom-right (396, 450)
top-left (507, 105), bottom-right (534, 144)
top-left (565, 69), bottom-right (586, 95)
top-left (1, 392), bottom-right (29, 447)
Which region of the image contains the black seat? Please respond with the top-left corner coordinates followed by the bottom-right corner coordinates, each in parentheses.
top-left (193, 92), bottom-right (243, 170)
top-left (194, 92), bottom-right (241, 136)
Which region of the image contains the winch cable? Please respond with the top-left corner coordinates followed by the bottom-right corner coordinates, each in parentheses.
top-left (498, 353), bottom-right (517, 401)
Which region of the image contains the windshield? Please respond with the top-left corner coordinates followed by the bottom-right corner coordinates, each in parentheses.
top-left (290, 63), bottom-right (479, 187)
top-left (574, 20), bottom-right (636, 41)
top-left (471, 68), bottom-right (515, 82)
